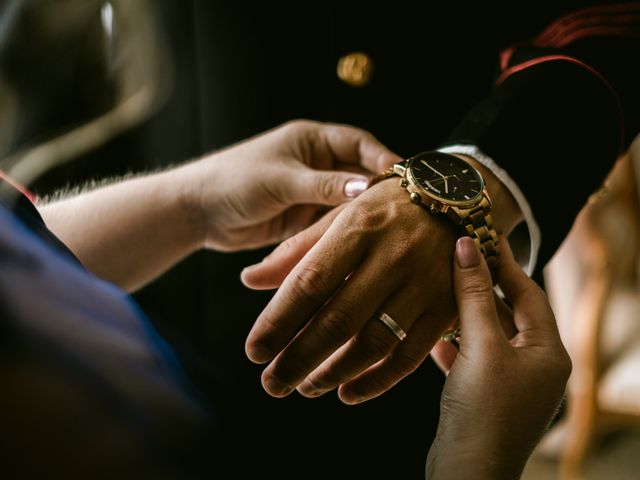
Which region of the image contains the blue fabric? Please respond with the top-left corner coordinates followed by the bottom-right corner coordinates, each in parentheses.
top-left (0, 202), bottom-right (215, 476)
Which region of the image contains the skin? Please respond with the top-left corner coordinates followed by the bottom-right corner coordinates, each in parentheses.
top-left (426, 237), bottom-right (571, 479)
top-left (31, 118), bottom-right (569, 477)
top-left (242, 152), bottom-right (523, 404)
top-left (38, 119), bottom-right (399, 292)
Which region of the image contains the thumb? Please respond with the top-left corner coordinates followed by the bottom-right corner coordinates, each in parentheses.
top-left (497, 238), bottom-right (560, 339)
top-left (286, 169), bottom-right (370, 206)
top-left (240, 206), bottom-right (342, 289)
top-left (453, 236), bottom-right (504, 345)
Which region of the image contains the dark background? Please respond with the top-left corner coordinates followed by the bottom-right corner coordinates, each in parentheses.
top-left (3, 1), bottom-right (591, 477)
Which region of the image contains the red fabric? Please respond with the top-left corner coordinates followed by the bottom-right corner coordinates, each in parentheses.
top-left (0, 170), bottom-right (37, 203)
top-left (499, 46), bottom-right (517, 71)
top-left (542, 25), bottom-right (640, 48)
top-left (495, 4), bottom-right (640, 151)
top-left (496, 54), bottom-right (624, 151)
top-left (535, 3), bottom-right (640, 48)
top-left (496, 54), bottom-right (614, 87)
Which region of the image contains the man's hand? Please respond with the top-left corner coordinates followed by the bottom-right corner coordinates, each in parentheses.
top-left (426, 237), bottom-right (571, 480)
top-left (242, 154), bottom-right (523, 403)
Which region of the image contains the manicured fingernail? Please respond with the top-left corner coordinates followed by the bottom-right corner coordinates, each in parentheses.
top-left (263, 374), bottom-right (293, 397)
top-left (456, 236), bottom-right (480, 268)
top-left (344, 177), bottom-right (369, 198)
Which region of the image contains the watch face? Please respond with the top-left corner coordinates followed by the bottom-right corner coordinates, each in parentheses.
top-left (408, 152), bottom-right (484, 204)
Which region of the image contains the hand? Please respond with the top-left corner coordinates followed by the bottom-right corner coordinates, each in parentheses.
top-left (177, 119), bottom-right (400, 252)
top-left (38, 119), bottom-right (398, 292)
top-left (242, 177), bottom-right (461, 403)
top-left (426, 237), bottom-right (571, 480)
top-left (241, 154), bottom-right (522, 403)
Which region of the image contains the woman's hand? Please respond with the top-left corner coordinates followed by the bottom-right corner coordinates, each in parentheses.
top-left (181, 119), bottom-right (400, 251)
top-left (40, 119), bottom-right (399, 291)
top-left (426, 237), bottom-right (571, 479)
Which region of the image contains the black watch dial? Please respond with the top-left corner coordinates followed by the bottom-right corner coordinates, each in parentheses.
top-left (408, 152), bottom-right (484, 203)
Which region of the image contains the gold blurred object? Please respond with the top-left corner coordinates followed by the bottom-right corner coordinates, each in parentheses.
top-left (337, 51), bottom-right (373, 87)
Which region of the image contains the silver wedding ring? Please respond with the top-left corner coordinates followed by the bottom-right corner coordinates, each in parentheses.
top-left (377, 312), bottom-right (407, 341)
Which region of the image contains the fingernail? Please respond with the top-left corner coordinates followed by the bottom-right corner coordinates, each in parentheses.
top-left (297, 380), bottom-right (324, 398)
top-left (263, 374), bottom-right (293, 397)
top-left (344, 177), bottom-right (369, 198)
top-left (246, 343), bottom-right (273, 363)
top-left (338, 389), bottom-right (364, 405)
top-left (456, 236), bottom-right (480, 268)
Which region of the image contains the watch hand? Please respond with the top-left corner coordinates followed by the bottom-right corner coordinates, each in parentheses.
top-left (422, 160), bottom-right (445, 178)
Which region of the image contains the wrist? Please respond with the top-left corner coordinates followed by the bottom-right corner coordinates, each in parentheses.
top-left (426, 433), bottom-right (527, 480)
top-left (157, 163), bottom-right (211, 252)
top-left (457, 155), bottom-right (522, 237)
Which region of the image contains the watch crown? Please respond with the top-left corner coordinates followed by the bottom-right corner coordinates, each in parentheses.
top-left (410, 192), bottom-right (421, 204)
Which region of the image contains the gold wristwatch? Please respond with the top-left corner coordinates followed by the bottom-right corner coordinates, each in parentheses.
top-left (372, 150), bottom-right (500, 277)
top-left (371, 151), bottom-right (500, 342)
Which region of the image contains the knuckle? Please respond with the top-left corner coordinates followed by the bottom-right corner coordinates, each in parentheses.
top-left (274, 354), bottom-right (312, 383)
top-left (353, 328), bottom-right (394, 360)
top-left (280, 235), bottom-right (297, 251)
top-left (460, 275), bottom-right (493, 299)
top-left (365, 375), bottom-right (393, 397)
top-left (282, 118), bottom-right (313, 132)
top-left (317, 174), bottom-right (339, 200)
top-left (274, 233), bottom-right (300, 256)
top-left (389, 350), bottom-right (423, 378)
top-left (256, 312), bottom-right (288, 340)
top-left (351, 203), bottom-right (383, 231)
top-left (289, 264), bottom-right (330, 304)
top-left (319, 307), bottom-right (357, 344)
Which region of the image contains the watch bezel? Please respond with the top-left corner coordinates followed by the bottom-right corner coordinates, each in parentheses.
top-left (405, 152), bottom-right (485, 208)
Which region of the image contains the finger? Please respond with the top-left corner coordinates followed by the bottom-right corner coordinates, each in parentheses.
top-left (337, 307), bottom-right (450, 404)
top-left (320, 124), bottom-right (402, 173)
top-left (240, 207), bottom-right (343, 290)
top-left (430, 340), bottom-right (459, 376)
top-left (453, 236), bottom-right (504, 344)
top-left (258, 253), bottom-right (402, 397)
top-left (495, 291), bottom-right (518, 339)
top-left (338, 298), bottom-right (456, 404)
top-left (244, 212), bottom-right (368, 365)
top-left (296, 285), bottom-right (426, 398)
top-left (283, 168), bottom-right (370, 205)
top-left (496, 239), bottom-right (559, 339)
top-left (230, 205), bottom-right (318, 251)
top-left (333, 163), bottom-right (376, 175)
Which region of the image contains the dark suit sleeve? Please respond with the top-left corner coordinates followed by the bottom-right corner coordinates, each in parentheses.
top-left (443, 2), bottom-right (640, 275)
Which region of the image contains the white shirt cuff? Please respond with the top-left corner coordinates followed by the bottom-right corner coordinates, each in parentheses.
top-left (438, 144), bottom-right (540, 276)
